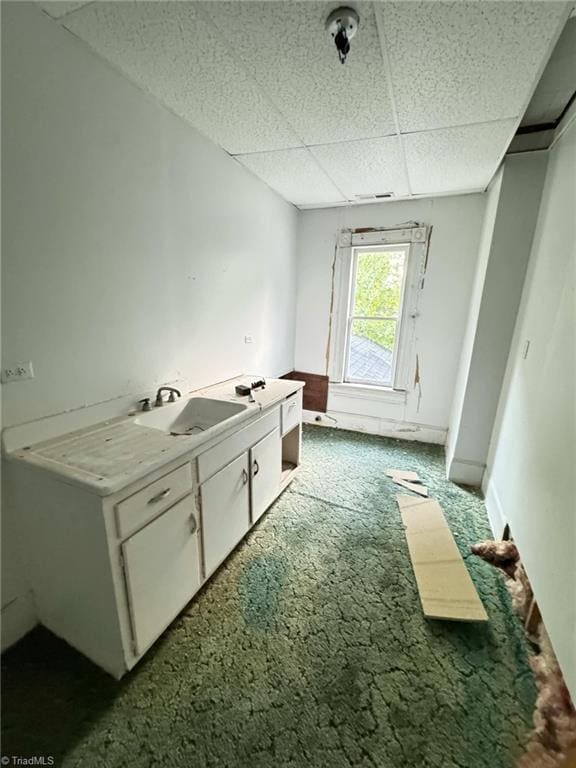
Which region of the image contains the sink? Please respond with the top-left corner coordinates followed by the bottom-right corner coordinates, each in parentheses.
top-left (169, 398), bottom-right (247, 435)
top-left (135, 397), bottom-right (248, 435)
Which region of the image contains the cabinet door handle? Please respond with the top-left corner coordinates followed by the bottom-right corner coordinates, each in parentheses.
top-left (189, 514), bottom-right (197, 534)
top-left (148, 488), bottom-right (171, 505)
top-left (253, 459), bottom-right (260, 477)
top-left (242, 468), bottom-right (249, 485)
top-left (288, 402), bottom-right (296, 411)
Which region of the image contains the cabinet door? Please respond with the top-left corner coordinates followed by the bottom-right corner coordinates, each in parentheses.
top-left (201, 452), bottom-right (250, 577)
top-left (122, 495), bottom-right (201, 656)
top-left (250, 427), bottom-right (281, 523)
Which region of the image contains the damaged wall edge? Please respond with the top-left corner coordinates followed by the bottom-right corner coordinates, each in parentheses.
top-left (302, 408), bottom-right (447, 445)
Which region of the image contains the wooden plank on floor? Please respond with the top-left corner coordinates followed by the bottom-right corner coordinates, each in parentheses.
top-left (396, 494), bottom-right (488, 623)
top-left (385, 469), bottom-right (420, 482)
top-left (393, 478), bottom-right (428, 496)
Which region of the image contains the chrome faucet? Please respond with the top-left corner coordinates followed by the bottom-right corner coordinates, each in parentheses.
top-left (155, 386), bottom-right (182, 407)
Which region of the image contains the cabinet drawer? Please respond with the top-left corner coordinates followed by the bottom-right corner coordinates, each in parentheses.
top-left (281, 391), bottom-right (302, 436)
top-left (197, 408), bottom-right (279, 484)
top-left (116, 463), bottom-right (193, 539)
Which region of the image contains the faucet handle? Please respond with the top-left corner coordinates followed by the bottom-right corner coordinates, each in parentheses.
top-left (139, 398), bottom-right (152, 412)
top-left (168, 390), bottom-right (178, 402)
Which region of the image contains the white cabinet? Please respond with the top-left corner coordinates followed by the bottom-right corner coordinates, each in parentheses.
top-left (8, 383), bottom-right (303, 678)
top-left (122, 495), bottom-right (201, 655)
top-left (197, 409), bottom-right (278, 484)
top-left (200, 425), bottom-right (281, 572)
top-left (251, 427), bottom-right (281, 523)
top-left (200, 452), bottom-right (250, 577)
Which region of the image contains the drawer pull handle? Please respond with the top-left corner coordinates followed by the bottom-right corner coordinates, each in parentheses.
top-left (242, 468), bottom-right (249, 485)
top-left (253, 459), bottom-right (260, 477)
top-left (148, 488), bottom-right (171, 505)
top-left (288, 403), bottom-right (296, 410)
top-left (189, 514), bottom-right (197, 534)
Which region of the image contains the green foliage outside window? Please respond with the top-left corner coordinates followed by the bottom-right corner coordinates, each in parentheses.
top-left (351, 251), bottom-right (405, 351)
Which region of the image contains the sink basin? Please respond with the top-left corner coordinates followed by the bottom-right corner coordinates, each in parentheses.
top-left (135, 397), bottom-right (247, 435)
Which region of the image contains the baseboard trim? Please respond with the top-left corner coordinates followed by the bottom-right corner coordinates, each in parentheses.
top-left (302, 410), bottom-right (447, 445)
top-left (446, 457), bottom-right (485, 486)
top-left (1, 591), bottom-right (37, 651)
top-left (483, 480), bottom-right (508, 539)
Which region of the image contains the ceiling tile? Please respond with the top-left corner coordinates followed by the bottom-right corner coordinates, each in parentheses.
top-left (236, 148), bottom-right (346, 207)
top-left (310, 136), bottom-right (410, 198)
top-left (62, 1), bottom-right (300, 154)
top-left (200, 1), bottom-right (397, 146)
top-left (376, 1), bottom-right (568, 133)
top-left (37, 2), bottom-right (90, 19)
top-left (403, 120), bottom-right (517, 195)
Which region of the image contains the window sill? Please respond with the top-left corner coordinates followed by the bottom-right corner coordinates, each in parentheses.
top-left (329, 382), bottom-right (407, 405)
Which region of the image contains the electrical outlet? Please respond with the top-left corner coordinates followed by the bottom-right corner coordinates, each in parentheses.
top-left (2, 361), bottom-right (34, 383)
top-left (244, 335), bottom-right (254, 344)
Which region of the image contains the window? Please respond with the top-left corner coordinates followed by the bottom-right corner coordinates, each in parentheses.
top-left (328, 226), bottom-right (427, 392)
top-left (344, 245), bottom-right (409, 388)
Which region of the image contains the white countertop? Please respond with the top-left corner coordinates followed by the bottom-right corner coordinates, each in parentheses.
top-left (8, 377), bottom-right (304, 496)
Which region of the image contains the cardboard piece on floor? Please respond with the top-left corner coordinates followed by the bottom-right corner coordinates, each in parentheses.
top-left (386, 469), bottom-right (420, 482)
top-left (393, 478), bottom-right (429, 497)
top-left (396, 494), bottom-right (488, 623)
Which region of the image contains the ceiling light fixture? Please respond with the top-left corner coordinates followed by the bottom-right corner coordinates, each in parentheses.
top-left (325, 7), bottom-right (360, 65)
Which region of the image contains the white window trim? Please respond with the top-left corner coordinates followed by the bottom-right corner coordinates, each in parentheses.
top-left (328, 225), bottom-right (428, 393)
top-left (329, 381), bottom-right (408, 405)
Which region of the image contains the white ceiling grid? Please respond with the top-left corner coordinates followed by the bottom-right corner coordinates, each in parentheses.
top-left (39, 1), bottom-right (90, 19)
top-left (38, 0), bottom-right (570, 208)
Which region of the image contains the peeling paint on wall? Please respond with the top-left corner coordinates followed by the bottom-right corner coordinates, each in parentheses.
top-left (324, 240), bottom-right (339, 376)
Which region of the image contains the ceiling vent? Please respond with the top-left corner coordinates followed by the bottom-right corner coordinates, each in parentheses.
top-left (354, 193), bottom-right (394, 201)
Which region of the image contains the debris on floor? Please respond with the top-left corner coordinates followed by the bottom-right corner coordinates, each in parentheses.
top-left (471, 539), bottom-right (520, 578)
top-left (394, 478), bottom-right (429, 496)
top-left (472, 539), bottom-right (533, 621)
top-left (472, 539), bottom-right (576, 767)
top-left (386, 468), bottom-right (429, 496)
top-left (397, 494), bottom-right (488, 622)
top-left (385, 468), bottom-right (420, 482)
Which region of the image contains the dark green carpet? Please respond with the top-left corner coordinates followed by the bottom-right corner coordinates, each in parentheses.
top-left (2, 426), bottom-right (536, 767)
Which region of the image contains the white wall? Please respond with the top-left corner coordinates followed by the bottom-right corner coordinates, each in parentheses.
top-left (446, 169), bottom-right (503, 476)
top-left (1, 3), bottom-right (298, 429)
top-left (483, 116), bottom-right (576, 701)
top-left (1, 3), bottom-right (298, 645)
top-left (295, 194), bottom-right (486, 442)
top-left (447, 152), bottom-right (548, 484)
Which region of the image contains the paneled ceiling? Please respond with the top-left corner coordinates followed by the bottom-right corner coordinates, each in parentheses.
top-left (38, 1), bottom-right (570, 208)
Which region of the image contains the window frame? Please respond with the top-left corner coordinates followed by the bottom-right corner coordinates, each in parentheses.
top-left (328, 226), bottom-right (428, 393)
